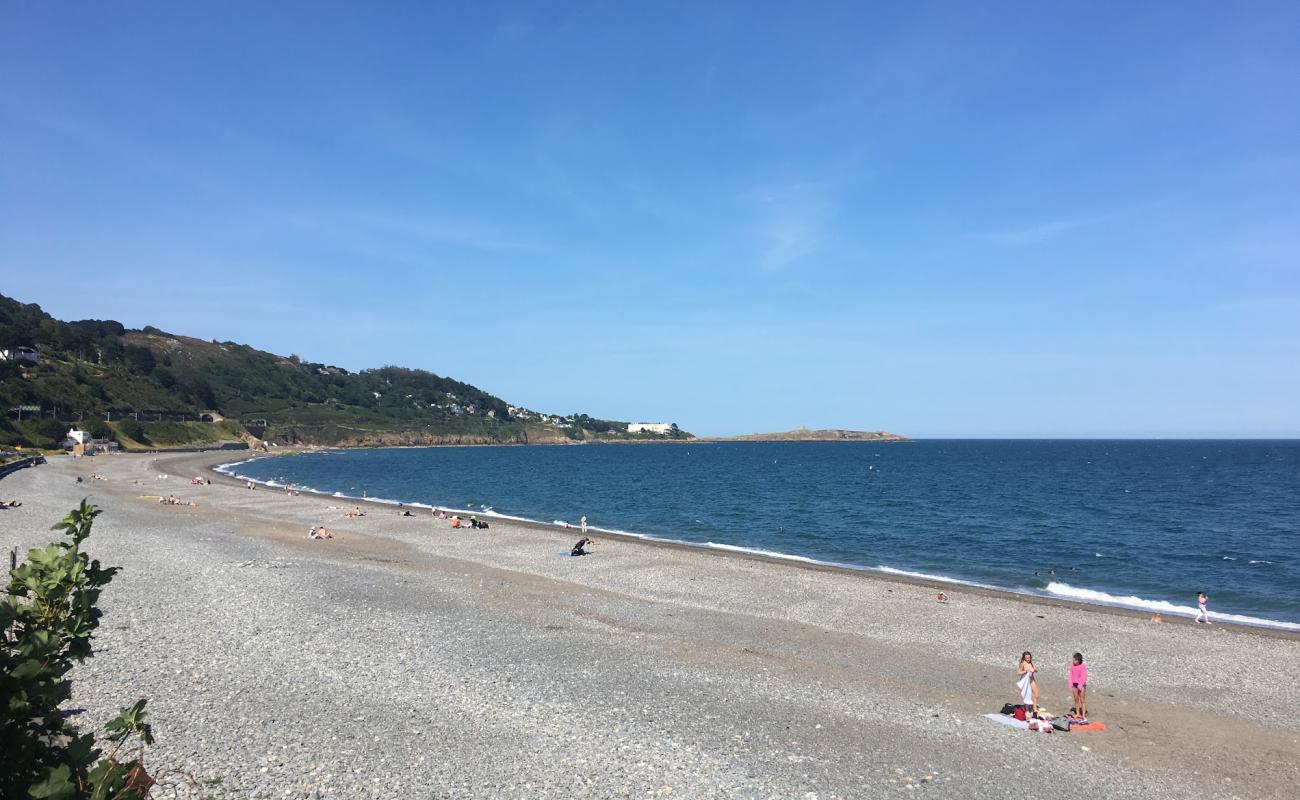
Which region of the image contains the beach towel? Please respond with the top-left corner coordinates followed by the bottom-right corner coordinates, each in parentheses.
top-left (1016, 672), bottom-right (1034, 705)
top-left (984, 713), bottom-right (1030, 730)
top-left (1070, 721), bottom-right (1107, 731)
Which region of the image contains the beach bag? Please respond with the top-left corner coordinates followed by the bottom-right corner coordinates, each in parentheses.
top-left (1012, 706), bottom-right (1027, 721)
top-left (1051, 717), bottom-right (1071, 732)
top-left (1000, 703), bottom-right (1018, 716)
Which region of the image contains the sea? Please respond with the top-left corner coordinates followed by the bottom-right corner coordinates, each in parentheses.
top-left (217, 440), bottom-right (1300, 630)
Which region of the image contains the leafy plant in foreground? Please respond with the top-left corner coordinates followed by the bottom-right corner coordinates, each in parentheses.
top-left (1, 501), bottom-right (158, 799)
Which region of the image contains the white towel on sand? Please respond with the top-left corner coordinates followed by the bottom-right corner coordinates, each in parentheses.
top-left (984, 713), bottom-right (1030, 730)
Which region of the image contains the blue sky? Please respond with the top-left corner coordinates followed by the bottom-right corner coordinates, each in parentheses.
top-left (2, 2), bottom-right (1298, 437)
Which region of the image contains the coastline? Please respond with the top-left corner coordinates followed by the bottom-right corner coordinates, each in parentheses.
top-left (5, 451), bottom-right (1298, 798)
top-left (205, 449), bottom-right (1300, 638)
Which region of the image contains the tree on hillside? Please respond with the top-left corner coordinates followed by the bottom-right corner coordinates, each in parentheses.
top-left (123, 346), bottom-right (156, 375)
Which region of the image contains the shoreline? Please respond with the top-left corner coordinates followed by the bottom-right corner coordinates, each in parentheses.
top-left (7, 450), bottom-right (1299, 798)
top-left (202, 449), bottom-right (1300, 639)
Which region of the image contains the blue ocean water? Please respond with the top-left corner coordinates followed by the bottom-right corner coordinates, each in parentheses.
top-left (220, 440), bottom-right (1300, 629)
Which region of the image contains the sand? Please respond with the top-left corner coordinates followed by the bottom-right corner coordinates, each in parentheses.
top-left (1, 450), bottom-right (1297, 799)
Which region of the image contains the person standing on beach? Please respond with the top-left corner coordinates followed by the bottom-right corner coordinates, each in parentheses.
top-left (1017, 651), bottom-right (1039, 711)
top-left (581, 515), bottom-right (588, 534)
top-left (1196, 592), bottom-right (1212, 624)
top-left (1069, 652), bottom-right (1088, 718)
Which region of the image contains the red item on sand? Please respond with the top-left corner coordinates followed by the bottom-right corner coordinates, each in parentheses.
top-left (1071, 721), bottom-right (1107, 731)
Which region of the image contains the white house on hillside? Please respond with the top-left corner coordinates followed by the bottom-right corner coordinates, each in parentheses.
top-left (0, 346), bottom-right (39, 364)
top-left (628, 422), bottom-right (674, 435)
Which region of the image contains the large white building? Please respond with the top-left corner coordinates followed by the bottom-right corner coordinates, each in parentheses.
top-left (628, 422), bottom-right (674, 435)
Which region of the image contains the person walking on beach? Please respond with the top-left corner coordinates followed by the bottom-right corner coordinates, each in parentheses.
top-left (1196, 592), bottom-right (1212, 624)
top-left (1069, 652), bottom-right (1088, 718)
top-left (1017, 651), bottom-right (1039, 711)
top-left (581, 515), bottom-right (588, 534)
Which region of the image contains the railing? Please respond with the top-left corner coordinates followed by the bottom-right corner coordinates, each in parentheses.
top-left (6, 409), bottom-right (216, 423)
top-left (0, 455), bottom-right (44, 480)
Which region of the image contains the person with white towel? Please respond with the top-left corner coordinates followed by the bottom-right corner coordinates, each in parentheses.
top-left (1017, 651), bottom-right (1039, 711)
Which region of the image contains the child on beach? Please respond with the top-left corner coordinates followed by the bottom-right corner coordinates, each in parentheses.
top-left (1069, 652), bottom-right (1088, 718)
top-left (1196, 592), bottom-right (1212, 624)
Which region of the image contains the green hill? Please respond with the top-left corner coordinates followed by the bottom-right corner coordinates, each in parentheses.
top-left (0, 294), bottom-right (689, 450)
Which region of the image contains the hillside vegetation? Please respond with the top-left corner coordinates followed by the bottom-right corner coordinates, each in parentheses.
top-left (0, 294), bottom-right (689, 449)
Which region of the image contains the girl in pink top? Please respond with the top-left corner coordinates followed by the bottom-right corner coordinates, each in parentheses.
top-left (1069, 652), bottom-right (1088, 718)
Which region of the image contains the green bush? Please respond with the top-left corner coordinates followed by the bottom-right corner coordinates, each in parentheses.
top-left (84, 419), bottom-right (114, 441)
top-left (1, 502), bottom-right (158, 798)
top-left (115, 419), bottom-right (147, 445)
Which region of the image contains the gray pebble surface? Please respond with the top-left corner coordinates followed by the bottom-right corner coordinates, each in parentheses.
top-left (2, 453), bottom-right (1297, 799)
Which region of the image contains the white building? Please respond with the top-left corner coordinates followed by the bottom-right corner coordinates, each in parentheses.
top-left (628, 422), bottom-right (674, 435)
top-left (0, 346), bottom-right (39, 364)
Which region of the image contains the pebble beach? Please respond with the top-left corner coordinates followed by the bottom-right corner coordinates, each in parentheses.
top-left (2, 451), bottom-right (1298, 799)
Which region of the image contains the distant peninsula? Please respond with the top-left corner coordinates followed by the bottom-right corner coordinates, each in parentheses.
top-left (701, 426), bottom-right (909, 442)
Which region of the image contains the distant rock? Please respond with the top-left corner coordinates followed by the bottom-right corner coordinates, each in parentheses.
top-left (703, 427), bottom-right (909, 442)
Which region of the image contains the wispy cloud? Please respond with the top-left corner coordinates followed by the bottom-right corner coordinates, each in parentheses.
top-left (356, 214), bottom-right (541, 252)
top-left (978, 218), bottom-right (1093, 247)
top-left (750, 180), bottom-right (834, 271)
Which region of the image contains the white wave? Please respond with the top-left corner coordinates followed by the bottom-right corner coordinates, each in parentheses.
top-left (1044, 582), bottom-right (1300, 631)
top-left (873, 565), bottom-right (1001, 590)
top-left (1222, 556), bottom-right (1236, 561)
top-left (213, 455), bottom-right (266, 475)
top-left (702, 542), bottom-right (834, 566)
top-left (1249, 560), bottom-right (1274, 565)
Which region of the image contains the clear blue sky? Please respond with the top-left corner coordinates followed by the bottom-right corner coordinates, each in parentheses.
top-left (3, 2), bottom-right (1298, 437)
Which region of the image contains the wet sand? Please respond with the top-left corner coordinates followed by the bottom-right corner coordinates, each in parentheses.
top-left (2, 451), bottom-right (1297, 798)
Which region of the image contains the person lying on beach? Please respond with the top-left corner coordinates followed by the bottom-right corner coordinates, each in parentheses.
top-left (467, 515), bottom-right (489, 529)
top-left (308, 526), bottom-right (333, 540)
top-left (343, 507), bottom-right (365, 518)
top-left (0, 499), bottom-right (21, 509)
top-left (571, 537), bottom-right (598, 556)
top-left (400, 510), bottom-right (414, 517)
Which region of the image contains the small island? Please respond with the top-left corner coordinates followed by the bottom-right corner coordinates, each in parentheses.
top-left (700, 426), bottom-right (908, 442)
